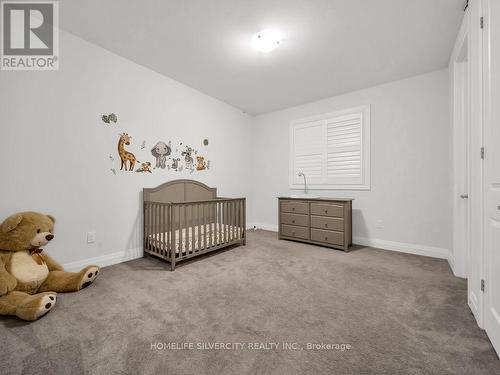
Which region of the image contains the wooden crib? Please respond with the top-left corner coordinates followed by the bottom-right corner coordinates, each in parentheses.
top-left (143, 179), bottom-right (246, 270)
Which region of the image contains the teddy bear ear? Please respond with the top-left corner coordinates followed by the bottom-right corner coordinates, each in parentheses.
top-left (47, 215), bottom-right (56, 224)
top-left (1, 214), bottom-right (23, 233)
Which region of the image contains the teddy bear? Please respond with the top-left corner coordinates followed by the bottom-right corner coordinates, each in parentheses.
top-left (0, 212), bottom-right (99, 321)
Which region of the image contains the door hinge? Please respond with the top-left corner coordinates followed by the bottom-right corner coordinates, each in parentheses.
top-left (481, 147), bottom-right (485, 159)
top-left (481, 16), bottom-right (484, 29)
top-left (481, 279), bottom-right (485, 292)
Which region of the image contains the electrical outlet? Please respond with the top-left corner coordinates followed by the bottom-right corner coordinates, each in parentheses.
top-left (87, 231), bottom-right (96, 244)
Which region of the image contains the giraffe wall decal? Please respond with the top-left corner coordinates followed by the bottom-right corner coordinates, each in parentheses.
top-left (117, 133), bottom-right (137, 171)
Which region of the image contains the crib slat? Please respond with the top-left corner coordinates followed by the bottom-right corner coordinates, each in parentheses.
top-left (202, 204), bottom-right (206, 250)
top-left (219, 202), bottom-right (226, 244)
top-left (216, 201), bottom-right (220, 246)
top-left (210, 203), bottom-right (213, 247)
top-left (214, 202), bottom-right (217, 247)
top-left (196, 204), bottom-right (200, 252)
top-left (155, 204), bottom-right (158, 253)
top-left (142, 203), bottom-right (148, 252)
top-left (153, 203), bottom-right (157, 256)
top-left (235, 201), bottom-right (238, 240)
top-left (172, 206), bottom-right (177, 270)
top-left (227, 202), bottom-right (233, 242)
top-left (161, 204), bottom-right (165, 257)
top-left (158, 204), bottom-right (162, 256)
top-left (147, 203), bottom-right (152, 251)
top-left (229, 201), bottom-right (233, 241)
top-left (224, 201), bottom-right (227, 243)
top-left (240, 200), bottom-right (243, 240)
top-left (222, 201), bottom-right (225, 244)
top-left (190, 204), bottom-right (194, 255)
top-left (151, 203), bottom-right (154, 251)
top-left (167, 204), bottom-right (171, 259)
top-left (153, 203), bottom-right (157, 255)
top-left (226, 201), bottom-right (229, 242)
top-left (231, 201), bottom-right (234, 241)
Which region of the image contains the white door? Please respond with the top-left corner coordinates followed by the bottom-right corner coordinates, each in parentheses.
top-left (467, 0), bottom-right (484, 325)
top-left (483, 0), bottom-right (500, 355)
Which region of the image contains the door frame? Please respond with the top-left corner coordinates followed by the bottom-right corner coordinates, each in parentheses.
top-left (451, 25), bottom-right (470, 279)
top-left (450, 0), bottom-right (485, 327)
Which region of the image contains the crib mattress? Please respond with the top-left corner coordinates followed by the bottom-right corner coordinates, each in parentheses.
top-left (148, 223), bottom-right (242, 253)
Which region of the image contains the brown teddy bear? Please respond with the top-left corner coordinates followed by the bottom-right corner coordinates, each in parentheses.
top-left (0, 212), bottom-right (99, 321)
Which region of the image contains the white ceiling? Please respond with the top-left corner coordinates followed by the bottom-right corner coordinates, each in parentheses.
top-left (60, 0), bottom-right (464, 115)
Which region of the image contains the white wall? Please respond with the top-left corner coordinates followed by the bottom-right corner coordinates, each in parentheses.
top-left (0, 30), bottom-right (252, 268)
top-left (250, 69), bottom-right (452, 259)
top-left (0, 29), bottom-right (453, 267)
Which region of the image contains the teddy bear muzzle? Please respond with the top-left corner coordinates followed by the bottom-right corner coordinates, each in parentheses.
top-left (30, 232), bottom-right (54, 247)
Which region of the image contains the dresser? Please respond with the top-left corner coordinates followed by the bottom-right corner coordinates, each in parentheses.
top-left (278, 197), bottom-right (353, 251)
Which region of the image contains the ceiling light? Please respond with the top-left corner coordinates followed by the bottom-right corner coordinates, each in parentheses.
top-left (252, 29), bottom-right (282, 53)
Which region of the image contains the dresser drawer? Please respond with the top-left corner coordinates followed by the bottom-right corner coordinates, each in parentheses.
top-left (281, 213), bottom-right (309, 227)
top-left (311, 216), bottom-right (344, 231)
top-left (281, 224), bottom-right (310, 240)
top-left (311, 228), bottom-right (344, 246)
top-left (310, 203), bottom-right (344, 217)
top-left (280, 201), bottom-right (309, 215)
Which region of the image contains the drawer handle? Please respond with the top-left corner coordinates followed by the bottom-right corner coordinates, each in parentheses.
top-left (292, 232), bottom-right (296, 236)
top-left (292, 220), bottom-right (295, 223)
top-left (292, 207), bottom-right (295, 211)
top-left (324, 210), bottom-right (328, 214)
top-left (325, 237), bottom-right (328, 241)
top-left (324, 223), bottom-right (328, 227)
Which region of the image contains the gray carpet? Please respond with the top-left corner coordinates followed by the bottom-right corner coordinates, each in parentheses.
top-left (1, 230), bottom-right (499, 375)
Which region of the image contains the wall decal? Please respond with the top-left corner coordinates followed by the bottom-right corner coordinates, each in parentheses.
top-left (99, 113), bottom-right (210, 175)
top-left (136, 162), bottom-right (152, 173)
top-left (196, 156), bottom-right (206, 171)
top-left (117, 133), bottom-right (137, 171)
top-left (102, 113), bottom-right (118, 124)
top-left (181, 145), bottom-right (195, 173)
top-left (151, 141), bottom-right (171, 169)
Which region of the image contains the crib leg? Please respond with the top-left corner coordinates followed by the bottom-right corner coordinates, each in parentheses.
top-left (170, 259), bottom-right (176, 271)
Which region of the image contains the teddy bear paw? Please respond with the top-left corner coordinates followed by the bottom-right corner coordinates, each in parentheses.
top-left (17, 292), bottom-right (57, 321)
top-left (36, 293), bottom-right (57, 319)
top-left (79, 266), bottom-right (100, 290)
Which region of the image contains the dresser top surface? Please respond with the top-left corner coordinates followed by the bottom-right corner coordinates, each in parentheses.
top-left (278, 197), bottom-right (354, 202)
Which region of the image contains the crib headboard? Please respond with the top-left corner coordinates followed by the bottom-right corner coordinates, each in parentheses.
top-left (143, 179), bottom-right (217, 203)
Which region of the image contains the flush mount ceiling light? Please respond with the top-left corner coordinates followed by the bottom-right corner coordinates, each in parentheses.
top-left (252, 29), bottom-right (282, 53)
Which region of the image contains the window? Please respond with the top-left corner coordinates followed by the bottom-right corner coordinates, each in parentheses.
top-left (289, 105), bottom-right (370, 190)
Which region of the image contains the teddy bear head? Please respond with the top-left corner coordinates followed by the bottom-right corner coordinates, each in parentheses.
top-left (0, 212), bottom-right (55, 252)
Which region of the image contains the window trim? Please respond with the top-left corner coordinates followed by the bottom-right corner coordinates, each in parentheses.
top-left (289, 105), bottom-right (371, 191)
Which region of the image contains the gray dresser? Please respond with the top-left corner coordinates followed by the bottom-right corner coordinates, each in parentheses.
top-left (278, 197), bottom-right (353, 251)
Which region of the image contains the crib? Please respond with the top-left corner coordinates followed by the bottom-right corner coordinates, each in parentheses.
top-left (143, 179), bottom-right (246, 270)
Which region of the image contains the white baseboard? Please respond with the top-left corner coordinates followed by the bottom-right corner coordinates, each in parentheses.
top-left (248, 222), bottom-right (451, 261)
top-left (447, 254), bottom-right (456, 275)
top-left (352, 236), bottom-right (451, 260)
top-left (63, 247), bottom-right (143, 272)
top-left (61, 230), bottom-right (452, 271)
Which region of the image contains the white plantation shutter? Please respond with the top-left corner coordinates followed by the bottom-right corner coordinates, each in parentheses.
top-left (326, 113), bottom-right (363, 185)
top-left (292, 121), bottom-right (325, 185)
top-left (290, 106), bottom-right (370, 190)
